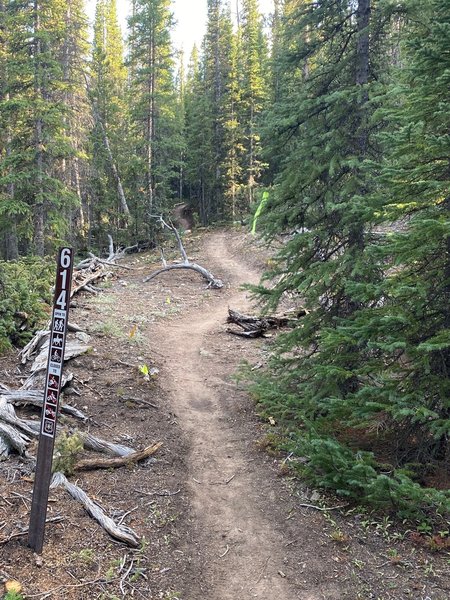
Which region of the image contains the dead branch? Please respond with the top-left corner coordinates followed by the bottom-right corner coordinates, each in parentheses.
top-left (79, 432), bottom-right (135, 457)
top-left (0, 398), bottom-right (38, 438)
top-left (0, 517), bottom-right (64, 545)
top-left (51, 472), bottom-right (140, 547)
top-left (74, 442), bottom-right (162, 471)
top-left (0, 422), bottom-right (30, 456)
top-left (119, 395), bottom-right (159, 409)
top-left (143, 216), bottom-right (223, 289)
top-left (144, 263), bottom-right (223, 288)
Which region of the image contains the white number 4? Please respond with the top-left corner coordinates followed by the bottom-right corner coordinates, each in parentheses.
top-left (56, 290), bottom-right (67, 310)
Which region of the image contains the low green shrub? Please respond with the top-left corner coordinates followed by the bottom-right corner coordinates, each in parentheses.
top-left (252, 373), bottom-right (450, 526)
top-left (0, 257), bottom-right (54, 352)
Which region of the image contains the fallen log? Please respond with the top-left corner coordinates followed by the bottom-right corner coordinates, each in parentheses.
top-left (144, 263), bottom-right (223, 288)
top-left (19, 328), bottom-right (50, 364)
top-left (0, 398), bottom-right (39, 438)
top-left (143, 216), bottom-right (223, 289)
top-left (51, 472), bottom-right (140, 548)
top-left (74, 442), bottom-right (162, 471)
top-left (226, 308), bottom-right (288, 337)
top-left (226, 308), bottom-right (304, 338)
top-left (20, 324), bottom-right (86, 365)
top-left (79, 432), bottom-right (135, 457)
top-left (3, 389), bottom-right (88, 421)
top-left (0, 422), bottom-right (30, 457)
top-left (29, 338), bottom-right (92, 375)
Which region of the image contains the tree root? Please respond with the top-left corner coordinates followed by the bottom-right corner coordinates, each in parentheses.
top-left (51, 472), bottom-right (141, 547)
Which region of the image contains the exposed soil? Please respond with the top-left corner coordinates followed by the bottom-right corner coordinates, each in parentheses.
top-left (1, 228), bottom-right (449, 600)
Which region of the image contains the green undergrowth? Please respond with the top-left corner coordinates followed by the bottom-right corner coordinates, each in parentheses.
top-left (0, 257), bottom-right (54, 352)
top-left (248, 369), bottom-right (450, 528)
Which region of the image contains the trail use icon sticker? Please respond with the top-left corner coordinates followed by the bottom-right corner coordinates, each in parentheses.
top-left (40, 250), bottom-right (73, 438)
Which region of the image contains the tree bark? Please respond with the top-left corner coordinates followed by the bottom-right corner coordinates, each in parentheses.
top-left (33, 0), bottom-right (45, 257)
top-left (74, 442), bottom-right (162, 471)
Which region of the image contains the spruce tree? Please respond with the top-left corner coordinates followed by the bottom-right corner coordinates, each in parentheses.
top-left (128, 0), bottom-right (182, 233)
top-left (184, 46), bottom-right (210, 223)
top-left (0, 0), bottom-right (86, 256)
top-left (239, 0), bottom-right (268, 209)
top-left (253, 0), bottom-right (409, 507)
top-left (90, 0), bottom-right (129, 245)
top-left (183, 1), bottom-right (237, 223)
top-left (342, 0), bottom-right (450, 477)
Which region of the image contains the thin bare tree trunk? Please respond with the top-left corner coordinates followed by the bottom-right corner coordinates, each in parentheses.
top-left (0, 0), bottom-right (18, 259)
top-left (85, 72), bottom-right (130, 218)
top-left (147, 20), bottom-right (155, 216)
top-left (33, 0), bottom-right (45, 256)
top-left (100, 119), bottom-right (130, 216)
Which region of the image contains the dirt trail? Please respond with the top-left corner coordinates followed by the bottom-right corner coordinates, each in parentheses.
top-left (155, 231), bottom-right (299, 599)
top-left (2, 229), bottom-right (448, 600)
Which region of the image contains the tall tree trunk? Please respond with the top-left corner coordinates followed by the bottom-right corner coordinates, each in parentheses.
top-left (147, 26), bottom-right (155, 215)
top-left (356, 0), bottom-right (371, 148)
top-left (5, 138), bottom-right (18, 260)
top-left (86, 71), bottom-right (130, 219)
top-left (349, 0), bottom-right (371, 253)
top-left (99, 119), bottom-right (130, 217)
top-left (33, 0), bottom-right (45, 257)
top-left (0, 0), bottom-right (19, 259)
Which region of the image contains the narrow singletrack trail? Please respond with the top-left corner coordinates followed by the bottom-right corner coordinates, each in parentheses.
top-left (153, 231), bottom-right (301, 599)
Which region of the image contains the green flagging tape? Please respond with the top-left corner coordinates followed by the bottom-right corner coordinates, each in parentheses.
top-left (251, 191), bottom-right (270, 235)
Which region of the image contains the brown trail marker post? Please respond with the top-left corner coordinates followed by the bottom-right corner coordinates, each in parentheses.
top-left (28, 248), bottom-right (74, 553)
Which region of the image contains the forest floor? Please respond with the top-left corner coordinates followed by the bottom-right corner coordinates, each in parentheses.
top-left (1, 228), bottom-right (450, 600)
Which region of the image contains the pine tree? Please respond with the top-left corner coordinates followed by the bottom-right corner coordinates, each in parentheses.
top-left (253, 0), bottom-right (403, 505)
top-left (90, 0), bottom-right (129, 247)
top-left (0, 0), bottom-right (86, 257)
top-left (128, 0), bottom-right (181, 233)
top-left (343, 0), bottom-right (450, 473)
top-left (239, 0), bottom-right (268, 209)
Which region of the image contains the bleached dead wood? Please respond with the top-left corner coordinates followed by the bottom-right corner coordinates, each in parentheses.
top-left (28, 338), bottom-right (92, 375)
top-left (0, 398), bottom-right (39, 438)
top-left (20, 370), bottom-right (73, 392)
top-left (0, 422), bottom-right (30, 456)
top-left (3, 389), bottom-right (88, 421)
top-left (2, 417), bottom-right (136, 460)
top-left (72, 263), bottom-right (110, 296)
top-left (143, 216), bottom-right (223, 289)
top-left (19, 328), bottom-right (50, 364)
top-left (74, 442), bottom-right (162, 471)
top-left (144, 263), bottom-right (223, 288)
top-left (79, 432), bottom-right (135, 457)
top-left (20, 326), bottom-right (86, 366)
top-left (51, 472), bottom-right (140, 547)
